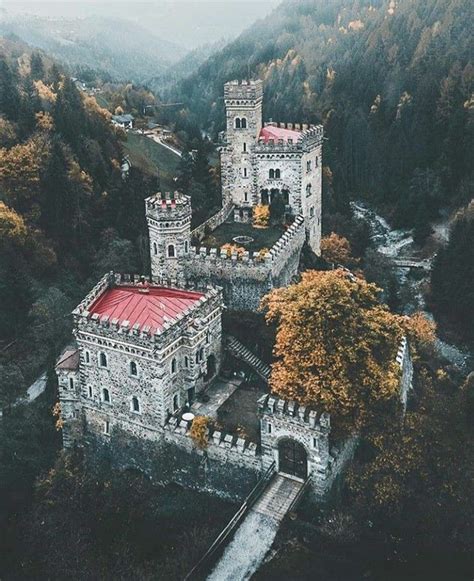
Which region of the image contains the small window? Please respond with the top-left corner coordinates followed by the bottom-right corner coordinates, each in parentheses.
top-left (307, 160), bottom-right (312, 173)
top-left (184, 241), bottom-right (189, 253)
top-left (102, 388), bottom-right (110, 403)
top-left (241, 118), bottom-right (247, 129)
top-left (306, 183), bottom-right (312, 196)
top-left (130, 361), bottom-right (138, 376)
top-left (235, 117), bottom-right (241, 129)
top-left (312, 437), bottom-right (318, 449)
top-left (310, 206), bottom-right (314, 217)
top-left (315, 156), bottom-right (319, 167)
top-left (244, 192), bottom-right (248, 202)
top-left (267, 423), bottom-right (272, 434)
top-left (269, 169), bottom-right (275, 179)
top-left (85, 350), bottom-right (90, 364)
top-left (88, 385), bottom-right (93, 398)
top-left (131, 396), bottom-right (140, 413)
top-left (171, 358), bottom-right (177, 374)
top-left (153, 242), bottom-right (158, 255)
top-left (275, 169), bottom-right (281, 179)
top-left (195, 351), bottom-right (200, 364)
top-left (69, 377), bottom-right (74, 390)
top-left (99, 352), bottom-right (107, 368)
top-left (173, 393), bottom-right (179, 411)
top-left (199, 347), bottom-right (204, 361)
top-left (243, 167), bottom-right (247, 178)
top-left (243, 142), bottom-right (247, 153)
top-left (184, 356), bottom-right (189, 368)
top-left (167, 244), bottom-right (175, 258)
top-left (104, 420), bottom-right (110, 435)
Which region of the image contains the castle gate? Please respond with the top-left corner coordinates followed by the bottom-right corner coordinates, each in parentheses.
top-left (278, 438), bottom-right (307, 479)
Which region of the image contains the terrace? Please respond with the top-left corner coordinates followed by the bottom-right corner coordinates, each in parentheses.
top-left (199, 221), bottom-right (285, 253)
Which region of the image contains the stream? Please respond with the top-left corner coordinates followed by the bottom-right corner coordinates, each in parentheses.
top-left (351, 202), bottom-right (472, 373)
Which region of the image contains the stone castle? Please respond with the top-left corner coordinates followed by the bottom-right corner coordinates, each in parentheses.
top-left (147, 79), bottom-right (323, 311)
top-left (55, 80), bottom-right (412, 503)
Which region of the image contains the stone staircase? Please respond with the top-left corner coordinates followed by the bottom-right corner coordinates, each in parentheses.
top-left (225, 335), bottom-right (271, 382)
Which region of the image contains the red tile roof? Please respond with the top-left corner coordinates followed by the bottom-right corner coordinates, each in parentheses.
top-left (89, 285), bottom-right (204, 334)
top-left (259, 126), bottom-right (302, 143)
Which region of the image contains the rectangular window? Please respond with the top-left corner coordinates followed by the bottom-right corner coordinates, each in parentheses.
top-left (69, 377), bottom-right (74, 390)
top-left (243, 142), bottom-right (247, 153)
top-left (306, 160), bottom-right (312, 173)
top-left (104, 420), bottom-right (110, 435)
top-left (312, 437), bottom-right (318, 449)
top-left (267, 423), bottom-right (272, 434)
top-left (85, 351), bottom-right (90, 364)
top-left (243, 167), bottom-right (247, 178)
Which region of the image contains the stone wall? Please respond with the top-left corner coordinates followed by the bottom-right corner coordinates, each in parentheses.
top-left (81, 408), bottom-right (261, 502)
top-left (184, 215), bottom-right (305, 310)
top-left (397, 336), bottom-right (413, 411)
top-left (258, 394), bottom-right (356, 498)
top-left (191, 201), bottom-right (234, 242)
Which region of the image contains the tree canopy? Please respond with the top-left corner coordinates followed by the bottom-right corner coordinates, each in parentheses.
top-left (262, 270), bottom-right (415, 429)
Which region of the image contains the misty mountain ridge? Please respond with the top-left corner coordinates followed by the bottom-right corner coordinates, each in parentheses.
top-left (0, 12), bottom-right (186, 82)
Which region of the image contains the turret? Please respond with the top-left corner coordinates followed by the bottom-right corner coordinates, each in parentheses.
top-left (146, 191), bottom-right (191, 282)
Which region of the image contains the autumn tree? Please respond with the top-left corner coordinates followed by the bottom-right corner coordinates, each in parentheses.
top-left (262, 270), bottom-right (407, 429)
top-left (321, 232), bottom-right (354, 267)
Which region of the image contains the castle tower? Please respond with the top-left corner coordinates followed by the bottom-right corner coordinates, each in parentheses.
top-left (146, 192), bottom-right (191, 282)
top-left (221, 80), bottom-right (263, 213)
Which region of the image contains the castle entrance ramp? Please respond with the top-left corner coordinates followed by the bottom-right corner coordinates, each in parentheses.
top-left (206, 474), bottom-right (304, 581)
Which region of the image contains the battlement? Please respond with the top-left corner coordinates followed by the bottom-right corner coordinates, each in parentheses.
top-left (224, 79), bottom-right (263, 102)
top-left (258, 393), bottom-right (331, 433)
top-left (189, 215), bottom-right (305, 272)
top-left (145, 191), bottom-right (192, 221)
top-left (254, 124), bottom-right (324, 153)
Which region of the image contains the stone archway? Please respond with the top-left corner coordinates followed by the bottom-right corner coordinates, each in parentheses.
top-left (278, 438), bottom-right (307, 479)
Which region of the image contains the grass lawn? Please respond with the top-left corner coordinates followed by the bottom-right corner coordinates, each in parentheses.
top-left (124, 132), bottom-right (180, 192)
top-left (201, 221), bottom-right (285, 252)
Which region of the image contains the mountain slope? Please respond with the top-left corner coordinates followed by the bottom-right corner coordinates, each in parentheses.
top-left (169, 0), bottom-right (473, 229)
top-left (0, 14), bottom-right (186, 82)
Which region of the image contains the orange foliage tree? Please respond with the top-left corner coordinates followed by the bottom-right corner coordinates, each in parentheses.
top-left (261, 269), bottom-right (406, 429)
top-left (321, 232), bottom-right (354, 266)
top-left (189, 415), bottom-right (210, 449)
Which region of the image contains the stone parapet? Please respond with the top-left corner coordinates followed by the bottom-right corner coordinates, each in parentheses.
top-left (258, 393), bottom-right (331, 433)
top-left (254, 124), bottom-right (323, 154)
top-left (224, 79), bottom-right (263, 102)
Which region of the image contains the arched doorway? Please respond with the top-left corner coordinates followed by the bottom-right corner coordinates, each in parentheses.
top-left (205, 354), bottom-right (216, 382)
top-left (278, 438), bottom-right (307, 479)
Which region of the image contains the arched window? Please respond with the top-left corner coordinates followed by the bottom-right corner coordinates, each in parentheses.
top-left (69, 377), bottom-right (74, 390)
top-left (167, 244), bottom-right (175, 258)
top-left (171, 358), bottom-right (177, 374)
top-left (130, 361), bottom-right (138, 376)
top-left (241, 117), bottom-right (247, 129)
top-left (275, 169), bottom-right (281, 179)
top-left (269, 169), bottom-right (275, 179)
top-left (88, 385), bottom-right (93, 398)
top-left (99, 352), bottom-right (107, 368)
top-left (173, 393), bottom-right (179, 411)
top-left (235, 117), bottom-right (241, 129)
top-left (199, 347), bottom-right (205, 361)
top-left (131, 396), bottom-right (140, 413)
top-left (84, 351), bottom-right (90, 364)
top-left (102, 388), bottom-right (110, 403)
top-left (195, 351), bottom-right (200, 364)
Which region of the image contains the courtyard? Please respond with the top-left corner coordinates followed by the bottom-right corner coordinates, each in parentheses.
top-left (200, 221), bottom-right (285, 253)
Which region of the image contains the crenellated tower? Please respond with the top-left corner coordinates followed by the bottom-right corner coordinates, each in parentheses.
top-left (146, 191), bottom-right (191, 283)
top-left (221, 80), bottom-right (263, 212)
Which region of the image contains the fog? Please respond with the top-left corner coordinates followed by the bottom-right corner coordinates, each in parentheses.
top-left (2, 1), bottom-right (281, 49)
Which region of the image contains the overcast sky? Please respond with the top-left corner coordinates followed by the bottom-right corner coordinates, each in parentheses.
top-left (2, 1), bottom-right (281, 48)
